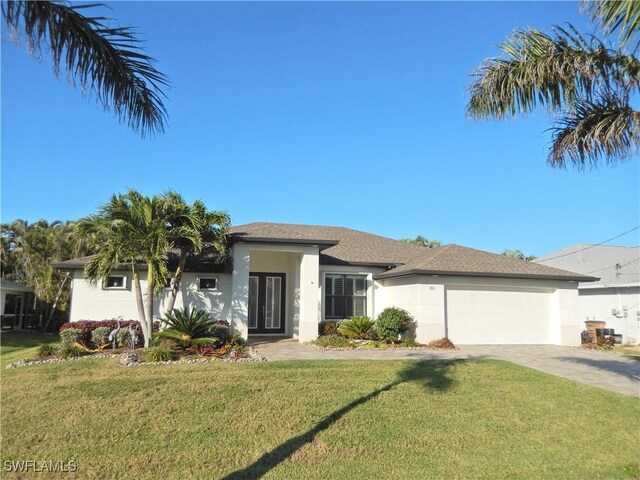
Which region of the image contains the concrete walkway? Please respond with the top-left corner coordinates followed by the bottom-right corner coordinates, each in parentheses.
top-left (248, 338), bottom-right (640, 397)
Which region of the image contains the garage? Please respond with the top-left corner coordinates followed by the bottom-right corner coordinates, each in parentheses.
top-left (445, 285), bottom-right (555, 344)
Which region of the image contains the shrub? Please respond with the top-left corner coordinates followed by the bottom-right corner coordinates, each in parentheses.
top-left (375, 307), bottom-right (414, 343)
top-left (158, 307), bottom-right (218, 349)
top-left (146, 344), bottom-right (175, 362)
top-left (60, 328), bottom-right (83, 347)
top-left (59, 320), bottom-right (160, 347)
top-left (36, 344), bottom-right (57, 359)
top-left (57, 344), bottom-right (83, 359)
top-left (311, 335), bottom-right (353, 348)
top-left (91, 327), bottom-right (111, 348)
top-left (209, 324), bottom-right (231, 347)
top-left (116, 329), bottom-right (136, 349)
top-left (596, 335), bottom-right (615, 349)
top-left (337, 317), bottom-right (375, 339)
top-left (229, 330), bottom-right (246, 347)
top-left (319, 321), bottom-right (339, 336)
top-left (427, 338), bottom-right (456, 349)
top-left (401, 338), bottom-right (420, 348)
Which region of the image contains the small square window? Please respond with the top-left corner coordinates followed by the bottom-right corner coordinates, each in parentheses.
top-left (164, 278), bottom-right (173, 289)
top-left (104, 276), bottom-right (126, 289)
top-left (198, 277), bottom-right (217, 290)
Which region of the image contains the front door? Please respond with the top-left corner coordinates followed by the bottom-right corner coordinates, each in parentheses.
top-left (248, 273), bottom-right (286, 334)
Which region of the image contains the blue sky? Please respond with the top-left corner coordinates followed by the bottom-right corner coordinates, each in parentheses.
top-left (2, 1), bottom-right (639, 256)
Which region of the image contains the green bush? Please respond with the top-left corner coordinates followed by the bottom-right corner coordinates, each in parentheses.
top-left (57, 344), bottom-right (83, 359)
top-left (91, 327), bottom-right (112, 348)
top-left (59, 328), bottom-right (82, 347)
top-left (116, 329), bottom-right (135, 349)
top-left (36, 344), bottom-right (58, 359)
top-left (311, 335), bottom-right (353, 348)
top-left (401, 338), bottom-right (420, 348)
top-left (319, 321), bottom-right (339, 336)
top-left (209, 324), bottom-right (231, 347)
top-left (375, 307), bottom-right (414, 343)
top-left (337, 316), bottom-right (375, 339)
top-left (229, 330), bottom-right (246, 347)
top-left (146, 344), bottom-right (175, 362)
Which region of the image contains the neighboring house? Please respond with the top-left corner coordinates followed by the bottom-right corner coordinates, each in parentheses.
top-left (54, 222), bottom-right (596, 346)
top-left (0, 279), bottom-right (35, 330)
top-left (536, 245), bottom-right (640, 342)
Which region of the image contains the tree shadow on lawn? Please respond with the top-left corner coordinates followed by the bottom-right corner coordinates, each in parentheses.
top-left (558, 356), bottom-right (640, 381)
top-left (0, 331), bottom-right (57, 352)
top-left (220, 359), bottom-right (469, 480)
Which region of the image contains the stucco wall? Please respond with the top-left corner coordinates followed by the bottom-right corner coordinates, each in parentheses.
top-left (69, 270), bottom-right (232, 323)
top-left (380, 275), bottom-right (581, 346)
top-left (578, 287), bottom-right (640, 342)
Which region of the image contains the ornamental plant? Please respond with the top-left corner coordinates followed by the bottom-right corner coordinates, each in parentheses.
top-left (157, 307), bottom-right (219, 349)
top-left (337, 316), bottom-right (375, 339)
top-left (375, 307), bottom-right (414, 343)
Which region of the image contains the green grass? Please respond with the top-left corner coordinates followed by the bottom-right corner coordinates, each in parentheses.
top-left (0, 331), bottom-right (58, 366)
top-left (1, 336), bottom-right (639, 479)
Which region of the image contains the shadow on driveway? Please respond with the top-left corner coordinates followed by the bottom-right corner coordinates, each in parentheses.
top-left (558, 356), bottom-right (640, 381)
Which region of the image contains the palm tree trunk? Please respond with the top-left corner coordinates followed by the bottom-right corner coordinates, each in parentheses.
top-left (166, 253), bottom-right (187, 313)
top-left (144, 265), bottom-right (155, 348)
top-left (132, 264), bottom-right (148, 344)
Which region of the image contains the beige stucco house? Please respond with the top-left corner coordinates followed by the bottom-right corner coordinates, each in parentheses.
top-left (55, 222), bottom-right (596, 346)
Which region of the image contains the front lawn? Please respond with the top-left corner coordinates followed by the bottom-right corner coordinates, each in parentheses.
top-left (0, 331), bottom-right (58, 366)
top-left (1, 339), bottom-right (638, 479)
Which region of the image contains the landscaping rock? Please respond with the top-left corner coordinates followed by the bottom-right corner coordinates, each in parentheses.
top-left (119, 353), bottom-right (140, 367)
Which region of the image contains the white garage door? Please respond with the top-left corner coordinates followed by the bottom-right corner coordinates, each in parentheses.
top-left (446, 285), bottom-right (554, 344)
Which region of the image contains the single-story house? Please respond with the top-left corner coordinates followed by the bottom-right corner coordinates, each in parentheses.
top-left (1, 279), bottom-right (35, 330)
top-left (535, 244), bottom-right (640, 342)
top-left (54, 222), bottom-right (597, 346)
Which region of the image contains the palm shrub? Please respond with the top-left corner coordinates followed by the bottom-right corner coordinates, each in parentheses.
top-left (146, 343), bottom-right (175, 362)
top-left (157, 307), bottom-right (219, 349)
top-left (36, 344), bottom-right (57, 359)
top-left (337, 316), bottom-right (375, 339)
top-left (375, 307), bottom-right (414, 343)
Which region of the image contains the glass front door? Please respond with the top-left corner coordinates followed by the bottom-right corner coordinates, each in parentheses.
top-left (248, 273), bottom-right (286, 334)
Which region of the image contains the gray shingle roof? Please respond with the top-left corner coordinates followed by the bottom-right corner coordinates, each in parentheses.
top-left (0, 279), bottom-right (33, 292)
top-left (230, 223), bottom-right (596, 281)
top-left (535, 244), bottom-right (640, 288)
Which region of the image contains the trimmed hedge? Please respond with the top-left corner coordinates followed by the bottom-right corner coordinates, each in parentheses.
top-left (59, 320), bottom-right (161, 347)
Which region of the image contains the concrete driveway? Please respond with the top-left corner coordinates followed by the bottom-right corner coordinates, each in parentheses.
top-left (249, 338), bottom-right (640, 397)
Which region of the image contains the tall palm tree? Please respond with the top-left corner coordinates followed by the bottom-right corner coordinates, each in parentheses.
top-left (163, 192), bottom-right (230, 312)
top-left (78, 190), bottom-right (172, 346)
top-left (467, 1), bottom-right (640, 169)
top-left (3, 1), bottom-right (168, 137)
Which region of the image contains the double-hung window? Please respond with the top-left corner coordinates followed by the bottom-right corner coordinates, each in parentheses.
top-left (324, 274), bottom-right (367, 319)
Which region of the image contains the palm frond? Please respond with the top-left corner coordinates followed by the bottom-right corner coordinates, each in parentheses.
top-left (549, 92), bottom-right (640, 168)
top-left (2, 0), bottom-right (168, 137)
top-left (584, 0), bottom-right (640, 50)
top-left (467, 25), bottom-right (640, 119)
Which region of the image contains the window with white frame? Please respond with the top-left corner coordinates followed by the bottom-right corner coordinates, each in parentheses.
top-left (103, 275), bottom-right (126, 289)
top-left (324, 274), bottom-right (367, 319)
top-left (198, 277), bottom-right (218, 291)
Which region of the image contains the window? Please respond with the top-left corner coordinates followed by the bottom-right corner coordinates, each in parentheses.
top-left (164, 278), bottom-right (173, 289)
top-left (198, 277), bottom-right (218, 291)
top-left (324, 274), bottom-right (367, 319)
top-left (104, 275), bottom-right (126, 289)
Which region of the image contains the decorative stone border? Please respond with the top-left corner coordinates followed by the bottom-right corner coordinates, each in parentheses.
top-left (5, 347), bottom-right (266, 369)
top-left (311, 345), bottom-right (458, 352)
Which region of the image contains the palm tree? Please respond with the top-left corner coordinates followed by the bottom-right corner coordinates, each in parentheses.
top-left (3, 1), bottom-right (168, 137)
top-left (78, 190), bottom-right (172, 346)
top-left (163, 193), bottom-right (230, 313)
top-left (400, 235), bottom-right (442, 249)
top-left (501, 249), bottom-right (537, 262)
top-left (467, 1), bottom-right (640, 169)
